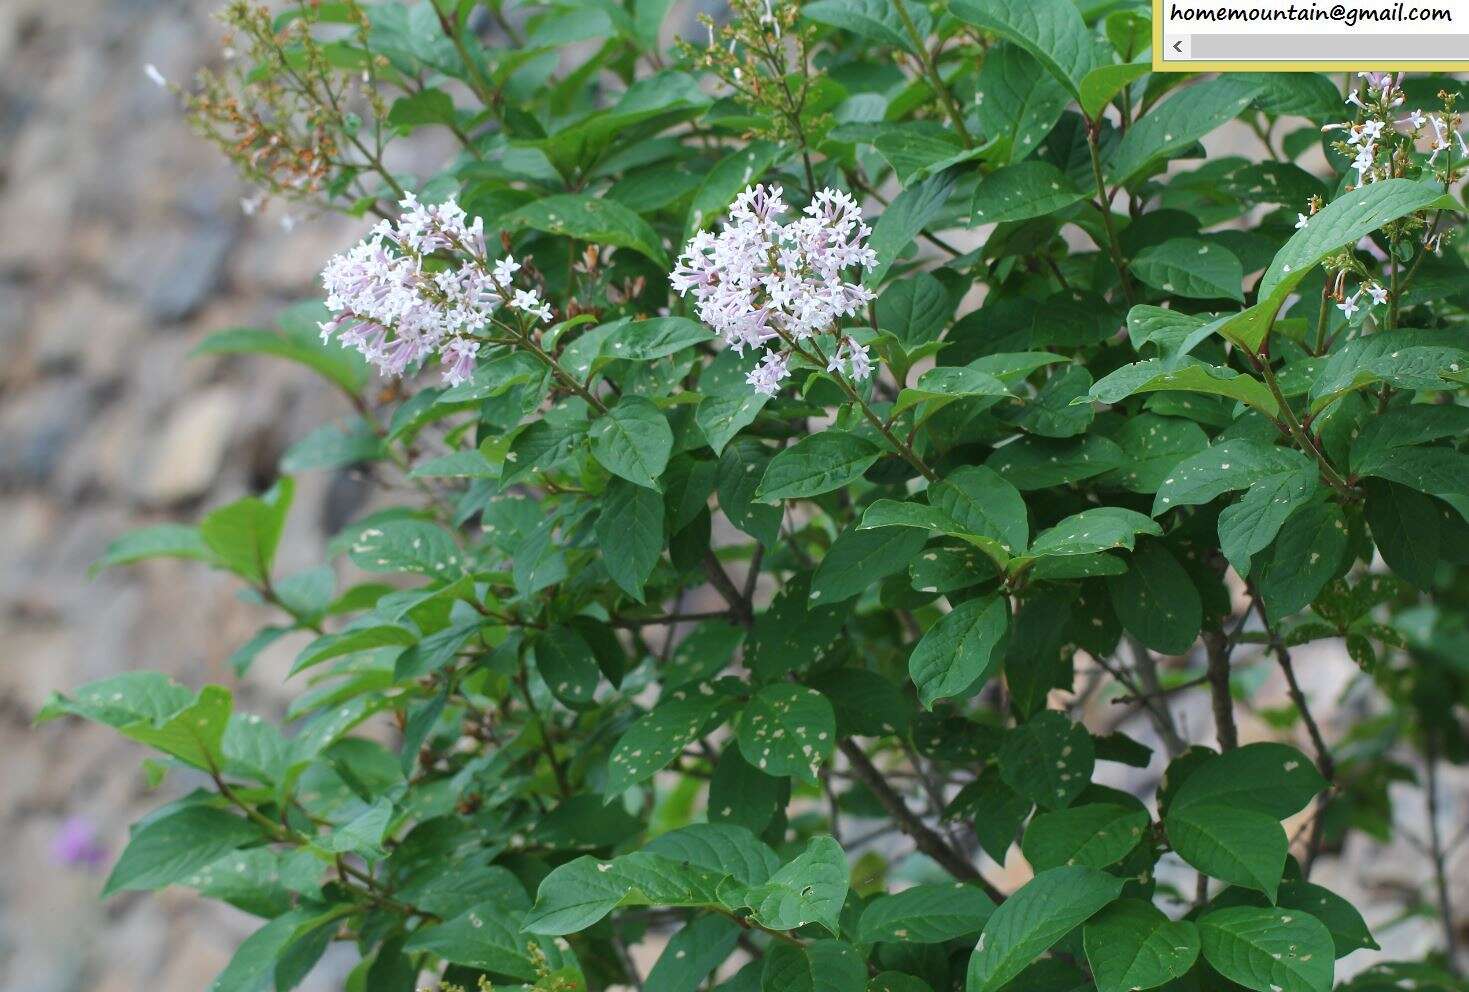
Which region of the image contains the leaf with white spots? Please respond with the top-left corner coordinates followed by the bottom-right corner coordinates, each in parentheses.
top-left (757, 431), bottom-right (883, 501)
top-left (1028, 507), bottom-right (1162, 559)
top-left (697, 349), bottom-right (771, 456)
top-left (1099, 413), bottom-right (1209, 493)
top-left (909, 594), bottom-right (1011, 708)
top-left (985, 435), bottom-right (1125, 491)
top-left (1106, 541), bottom-right (1202, 656)
top-left (346, 519), bottom-right (465, 579)
top-left (645, 823), bottom-right (782, 886)
top-left (1131, 238), bottom-right (1245, 303)
top-left (1022, 803), bottom-right (1149, 872)
top-left (1171, 743), bottom-right (1325, 819)
top-left (1108, 76), bottom-right (1264, 186)
top-left (970, 161), bottom-right (1084, 225)
top-left (1220, 179), bottom-right (1458, 352)
top-left (1083, 899), bottom-right (1200, 992)
top-left (1253, 501), bottom-right (1350, 621)
top-left (964, 866), bottom-right (1124, 992)
top-left (733, 836), bottom-right (848, 936)
top-left (736, 684), bottom-right (836, 783)
top-left (1198, 906), bottom-right (1334, 992)
top-left (1089, 359), bottom-right (1279, 418)
top-left (523, 852), bottom-right (728, 935)
top-left (998, 711), bottom-right (1095, 810)
top-left (606, 686), bottom-right (729, 794)
top-left (596, 477), bottom-right (665, 601)
top-left (534, 626), bottom-right (602, 708)
top-left (645, 915), bottom-right (742, 992)
top-left (811, 521), bottom-right (931, 604)
top-left (858, 883), bottom-right (996, 943)
top-left (590, 397), bottom-right (674, 490)
top-left (762, 940), bottom-right (867, 992)
top-left (948, 0), bottom-right (1097, 98)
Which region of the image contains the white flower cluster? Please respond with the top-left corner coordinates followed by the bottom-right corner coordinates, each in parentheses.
top-left (1327, 72), bottom-right (1467, 186)
top-left (319, 193), bottom-right (554, 386)
top-left (671, 184), bottom-right (878, 397)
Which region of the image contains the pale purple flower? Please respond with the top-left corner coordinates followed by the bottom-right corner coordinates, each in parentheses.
top-left (1338, 290), bottom-right (1363, 319)
top-left (746, 350), bottom-right (791, 397)
top-left (672, 184), bottom-right (878, 397)
top-left (1367, 283), bottom-right (1390, 306)
top-left (320, 193), bottom-right (549, 387)
top-left (52, 816), bottom-right (107, 870)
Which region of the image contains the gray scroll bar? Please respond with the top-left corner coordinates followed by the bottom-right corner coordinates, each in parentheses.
top-left (1188, 33), bottom-right (1469, 59)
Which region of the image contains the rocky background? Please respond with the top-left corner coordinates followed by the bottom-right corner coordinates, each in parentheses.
top-left (0, 2), bottom-right (1463, 990)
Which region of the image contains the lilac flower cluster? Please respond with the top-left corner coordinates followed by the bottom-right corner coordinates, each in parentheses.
top-left (319, 193), bottom-right (554, 386)
top-left (671, 184), bottom-right (878, 397)
top-left (1328, 72), bottom-right (1467, 187)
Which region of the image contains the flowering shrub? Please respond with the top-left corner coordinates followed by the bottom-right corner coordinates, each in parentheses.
top-left (46, 2), bottom-right (1469, 991)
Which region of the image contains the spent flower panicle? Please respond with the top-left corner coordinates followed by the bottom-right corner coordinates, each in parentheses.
top-left (672, 184), bottom-right (877, 396)
top-left (320, 193), bottom-right (548, 386)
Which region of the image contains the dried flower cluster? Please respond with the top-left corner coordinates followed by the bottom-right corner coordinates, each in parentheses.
top-left (320, 194), bottom-right (553, 386)
top-left (671, 184), bottom-right (877, 396)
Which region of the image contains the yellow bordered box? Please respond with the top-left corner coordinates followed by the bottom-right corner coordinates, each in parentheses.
top-left (1153, 0), bottom-right (1469, 71)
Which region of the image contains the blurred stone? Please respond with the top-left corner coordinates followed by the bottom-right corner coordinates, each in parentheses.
top-left (136, 385), bottom-right (239, 504)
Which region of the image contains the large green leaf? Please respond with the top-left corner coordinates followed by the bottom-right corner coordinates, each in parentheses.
top-left (104, 805), bottom-right (263, 896)
top-left (811, 522), bottom-right (931, 604)
top-left (737, 684), bottom-right (836, 783)
top-left (1131, 239), bottom-right (1245, 303)
top-left (971, 162), bottom-right (1084, 225)
top-left (909, 595), bottom-right (1011, 707)
top-left (949, 0), bottom-right (1097, 98)
top-left (591, 397), bottom-right (673, 490)
top-left (597, 478), bottom-right (664, 600)
top-left (1022, 803), bottom-right (1149, 872)
top-left (867, 171), bottom-right (955, 283)
top-left (1221, 180), bottom-right (1457, 351)
top-left (1089, 358), bottom-right (1278, 417)
top-left (1109, 77), bottom-right (1262, 186)
top-left (1198, 906), bottom-right (1335, 992)
top-left (502, 193), bottom-right (669, 266)
top-left (200, 479), bottom-right (294, 586)
top-left (1106, 542), bottom-right (1201, 655)
top-left (858, 883), bottom-right (997, 943)
top-left (998, 711), bottom-right (1095, 809)
top-left (735, 836), bottom-right (849, 935)
top-left (758, 432), bottom-right (882, 500)
top-left (965, 866), bottom-right (1124, 992)
top-left (1084, 899), bottom-right (1201, 992)
top-left (606, 690), bottom-right (728, 793)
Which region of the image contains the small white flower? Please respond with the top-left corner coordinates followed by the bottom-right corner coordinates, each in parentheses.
top-left (1367, 283), bottom-right (1390, 306)
top-left (144, 63), bottom-right (167, 88)
top-left (1338, 290), bottom-right (1363, 319)
top-left (1295, 213), bottom-right (1310, 230)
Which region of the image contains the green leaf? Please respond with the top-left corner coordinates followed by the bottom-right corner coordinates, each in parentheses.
top-left (1106, 542), bottom-right (1202, 655)
top-left (894, 366), bottom-right (1012, 417)
top-left (964, 866), bottom-right (1124, 992)
top-left (858, 883), bottom-right (997, 943)
top-left (930, 465), bottom-right (1031, 555)
top-left (193, 302), bottom-right (369, 394)
top-left (909, 595), bottom-right (1011, 707)
top-left (1079, 62), bottom-right (1150, 120)
top-left (502, 193), bottom-right (669, 266)
top-left (1166, 804), bottom-right (1288, 900)
top-left (757, 432), bottom-right (882, 500)
top-left (1131, 239), bottom-right (1245, 302)
top-left (386, 87), bottom-right (458, 128)
top-left (1364, 479), bottom-right (1440, 589)
top-left (1109, 76), bottom-right (1263, 186)
top-left (1152, 440), bottom-right (1311, 515)
top-left (536, 626), bottom-right (602, 707)
top-left (811, 522), bottom-right (931, 605)
top-left (971, 162), bottom-right (1084, 225)
top-left (597, 478), bottom-right (664, 600)
top-left (524, 851), bottom-right (727, 935)
top-left (1198, 906), bottom-right (1334, 992)
top-left (1099, 414), bottom-right (1210, 494)
top-left (998, 710), bottom-right (1095, 809)
top-left (698, 349), bottom-right (772, 456)
top-left (208, 907), bottom-right (342, 992)
top-left (40, 674), bottom-right (233, 772)
top-left (1222, 179), bottom-right (1457, 351)
top-left (90, 523), bottom-right (216, 576)
top-left (737, 684), bottom-right (836, 783)
top-left (607, 688), bottom-right (727, 793)
top-left (1356, 446), bottom-right (1469, 506)
top-left (1084, 899), bottom-right (1201, 992)
top-left (104, 805), bottom-right (263, 896)
top-left (200, 479), bottom-right (294, 585)
top-left (646, 915), bottom-right (743, 992)
top-left (1089, 358), bottom-right (1278, 417)
top-left (1029, 507), bottom-right (1162, 559)
top-left (646, 823), bottom-right (782, 886)
top-left (686, 140), bottom-right (783, 235)
top-left (976, 44), bottom-right (1069, 165)
top-left (736, 835), bottom-right (849, 935)
top-left (600, 317), bottom-right (714, 361)
top-left (762, 941), bottom-right (867, 992)
top-left (1276, 880), bottom-right (1379, 957)
top-left (1311, 329), bottom-right (1469, 411)
top-left (867, 171), bottom-right (954, 284)
top-left (591, 397), bottom-right (673, 490)
top-left (803, 0), bottom-right (927, 52)
top-left (1217, 464), bottom-right (1321, 574)
top-left (718, 439), bottom-right (784, 546)
top-left (405, 901), bottom-right (578, 980)
top-left (346, 519), bottom-right (465, 578)
top-left (1253, 501), bottom-right (1350, 620)
top-left (1022, 803), bottom-right (1149, 872)
top-left (986, 435), bottom-right (1124, 491)
top-left (949, 0), bottom-right (1096, 97)
top-left (1174, 742), bottom-right (1326, 819)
